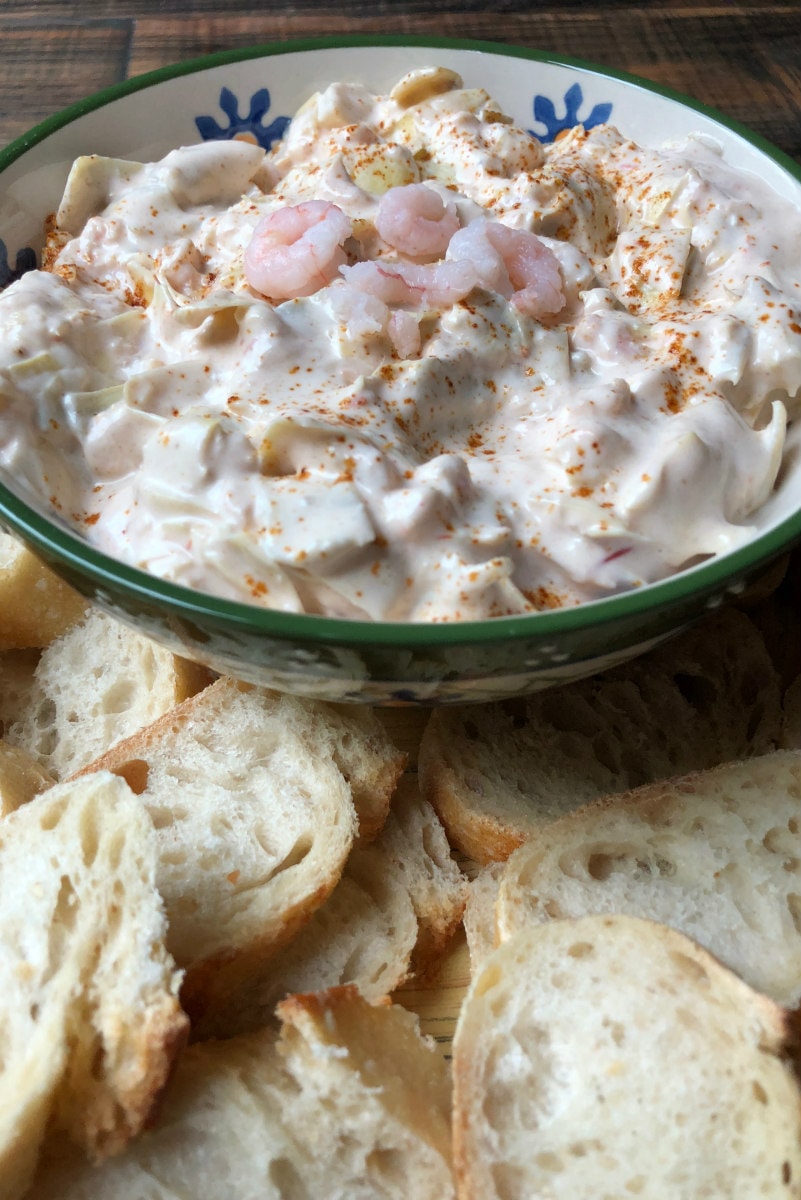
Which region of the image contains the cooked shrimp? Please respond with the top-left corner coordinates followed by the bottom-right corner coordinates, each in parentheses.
top-left (244, 200), bottom-right (353, 300)
top-left (327, 280), bottom-right (421, 358)
top-left (448, 219), bottom-right (565, 316)
top-left (375, 183), bottom-right (460, 259)
top-left (328, 279), bottom-right (389, 338)
top-left (388, 309), bottom-right (422, 358)
top-left (342, 258), bottom-right (477, 308)
top-left (446, 221), bottom-right (509, 295)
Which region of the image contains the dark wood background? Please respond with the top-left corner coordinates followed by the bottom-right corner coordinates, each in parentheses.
top-left (0, 1), bottom-right (799, 161)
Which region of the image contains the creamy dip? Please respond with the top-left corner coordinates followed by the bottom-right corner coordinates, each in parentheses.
top-left (0, 66), bottom-right (799, 621)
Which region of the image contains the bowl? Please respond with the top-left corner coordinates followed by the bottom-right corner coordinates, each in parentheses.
top-left (0, 36), bottom-right (799, 704)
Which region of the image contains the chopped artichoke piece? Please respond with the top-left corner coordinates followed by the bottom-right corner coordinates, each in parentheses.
top-left (390, 66), bottom-right (463, 108)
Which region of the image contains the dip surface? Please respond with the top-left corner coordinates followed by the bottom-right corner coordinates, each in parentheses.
top-left (0, 67), bottom-right (799, 622)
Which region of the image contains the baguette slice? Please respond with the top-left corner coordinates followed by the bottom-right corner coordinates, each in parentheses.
top-left (462, 861), bottom-right (504, 974)
top-left (192, 840), bottom-right (418, 1040)
top-left (453, 916), bottom-right (801, 1200)
top-left (261, 696), bottom-right (407, 845)
top-left (0, 531), bottom-right (87, 650)
top-left (375, 776), bottom-right (468, 977)
top-left (29, 988), bottom-right (455, 1200)
top-left (0, 772), bottom-right (187, 1199)
top-left (495, 749), bottom-right (801, 1006)
top-left (0, 739), bottom-right (54, 817)
top-left (277, 987), bottom-right (454, 1197)
top-left (193, 779), bottom-right (466, 1040)
top-left (79, 677), bottom-right (359, 1022)
top-left (420, 607), bottom-right (783, 862)
top-left (0, 608), bottom-right (211, 779)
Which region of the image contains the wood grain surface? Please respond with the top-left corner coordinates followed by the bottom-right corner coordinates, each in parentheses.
top-left (0, 2), bottom-right (799, 160)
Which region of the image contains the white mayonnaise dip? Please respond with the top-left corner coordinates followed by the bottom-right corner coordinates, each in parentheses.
top-left (0, 67), bottom-right (799, 621)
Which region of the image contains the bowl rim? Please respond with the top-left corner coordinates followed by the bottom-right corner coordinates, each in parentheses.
top-left (0, 33), bottom-right (800, 651)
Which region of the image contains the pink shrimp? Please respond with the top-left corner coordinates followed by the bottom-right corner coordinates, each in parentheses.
top-left (341, 258), bottom-right (478, 309)
top-left (244, 200), bottom-right (353, 300)
top-left (387, 309), bottom-right (422, 358)
top-left (447, 219), bottom-right (565, 316)
top-left (375, 183), bottom-right (460, 259)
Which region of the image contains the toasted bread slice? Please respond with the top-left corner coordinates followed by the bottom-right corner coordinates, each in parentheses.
top-left (29, 988), bottom-right (454, 1200)
top-left (453, 916), bottom-right (801, 1200)
top-left (0, 772), bottom-right (187, 1199)
top-left (495, 749), bottom-right (801, 1006)
top-left (79, 677), bottom-right (359, 1022)
top-left (0, 608), bottom-right (211, 780)
top-left (192, 777), bottom-right (466, 1040)
top-left (420, 607), bottom-right (783, 862)
top-left (0, 739), bottom-right (54, 817)
top-left (0, 531), bottom-right (87, 650)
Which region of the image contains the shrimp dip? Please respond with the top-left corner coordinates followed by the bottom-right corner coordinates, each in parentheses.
top-left (0, 66), bottom-right (799, 622)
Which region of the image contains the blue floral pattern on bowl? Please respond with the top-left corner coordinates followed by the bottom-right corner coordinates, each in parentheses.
top-left (0, 239), bottom-right (35, 288)
top-left (195, 87), bottom-right (290, 150)
top-left (530, 82), bottom-right (613, 143)
top-left (195, 82), bottom-right (612, 156)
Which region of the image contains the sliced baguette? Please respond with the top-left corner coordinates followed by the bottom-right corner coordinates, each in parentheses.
top-left (374, 775), bottom-right (468, 977)
top-left (192, 840), bottom-right (419, 1040)
top-left (420, 607), bottom-right (783, 862)
top-left (0, 771), bottom-right (187, 1199)
top-left (192, 778), bottom-right (466, 1040)
top-left (29, 987), bottom-right (455, 1200)
top-left (0, 739), bottom-right (54, 817)
top-left (78, 677), bottom-right (359, 1023)
top-left (453, 915), bottom-right (801, 1200)
top-left (0, 531), bottom-right (87, 650)
top-left (495, 750), bottom-right (801, 1006)
top-left (462, 861), bottom-right (504, 975)
top-left (0, 608), bottom-right (211, 780)
top-left (277, 987), bottom-right (454, 1197)
top-left (263, 696), bottom-right (407, 845)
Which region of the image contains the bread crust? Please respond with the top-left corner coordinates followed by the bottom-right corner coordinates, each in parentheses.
top-left (420, 607), bottom-right (784, 863)
top-left (77, 678), bottom-right (360, 1024)
top-left (0, 772), bottom-right (188, 1195)
top-left (453, 916), bottom-right (801, 1200)
top-left (0, 533), bottom-right (88, 650)
top-left (495, 749), bottom-right (801, 1005)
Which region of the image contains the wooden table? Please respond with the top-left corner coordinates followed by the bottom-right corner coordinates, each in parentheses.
top-left (0, 1), bottom-right (800, 164)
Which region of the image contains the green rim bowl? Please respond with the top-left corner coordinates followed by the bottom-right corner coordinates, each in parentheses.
top-left (0, 37), bottom-right (799, 703)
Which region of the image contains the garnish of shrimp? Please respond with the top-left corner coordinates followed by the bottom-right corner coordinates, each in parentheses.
top-left (375, 183), bottom-right (460, 259)
top-left (341, 258), bottom-right (478, 309)
top-left (244, 200), bottom-right (353, 301)
top-left (448, 219), bottom-right (565, 316)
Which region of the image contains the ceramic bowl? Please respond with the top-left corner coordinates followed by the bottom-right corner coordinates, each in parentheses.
top-left (0, 36), bottom-right (799, 703)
